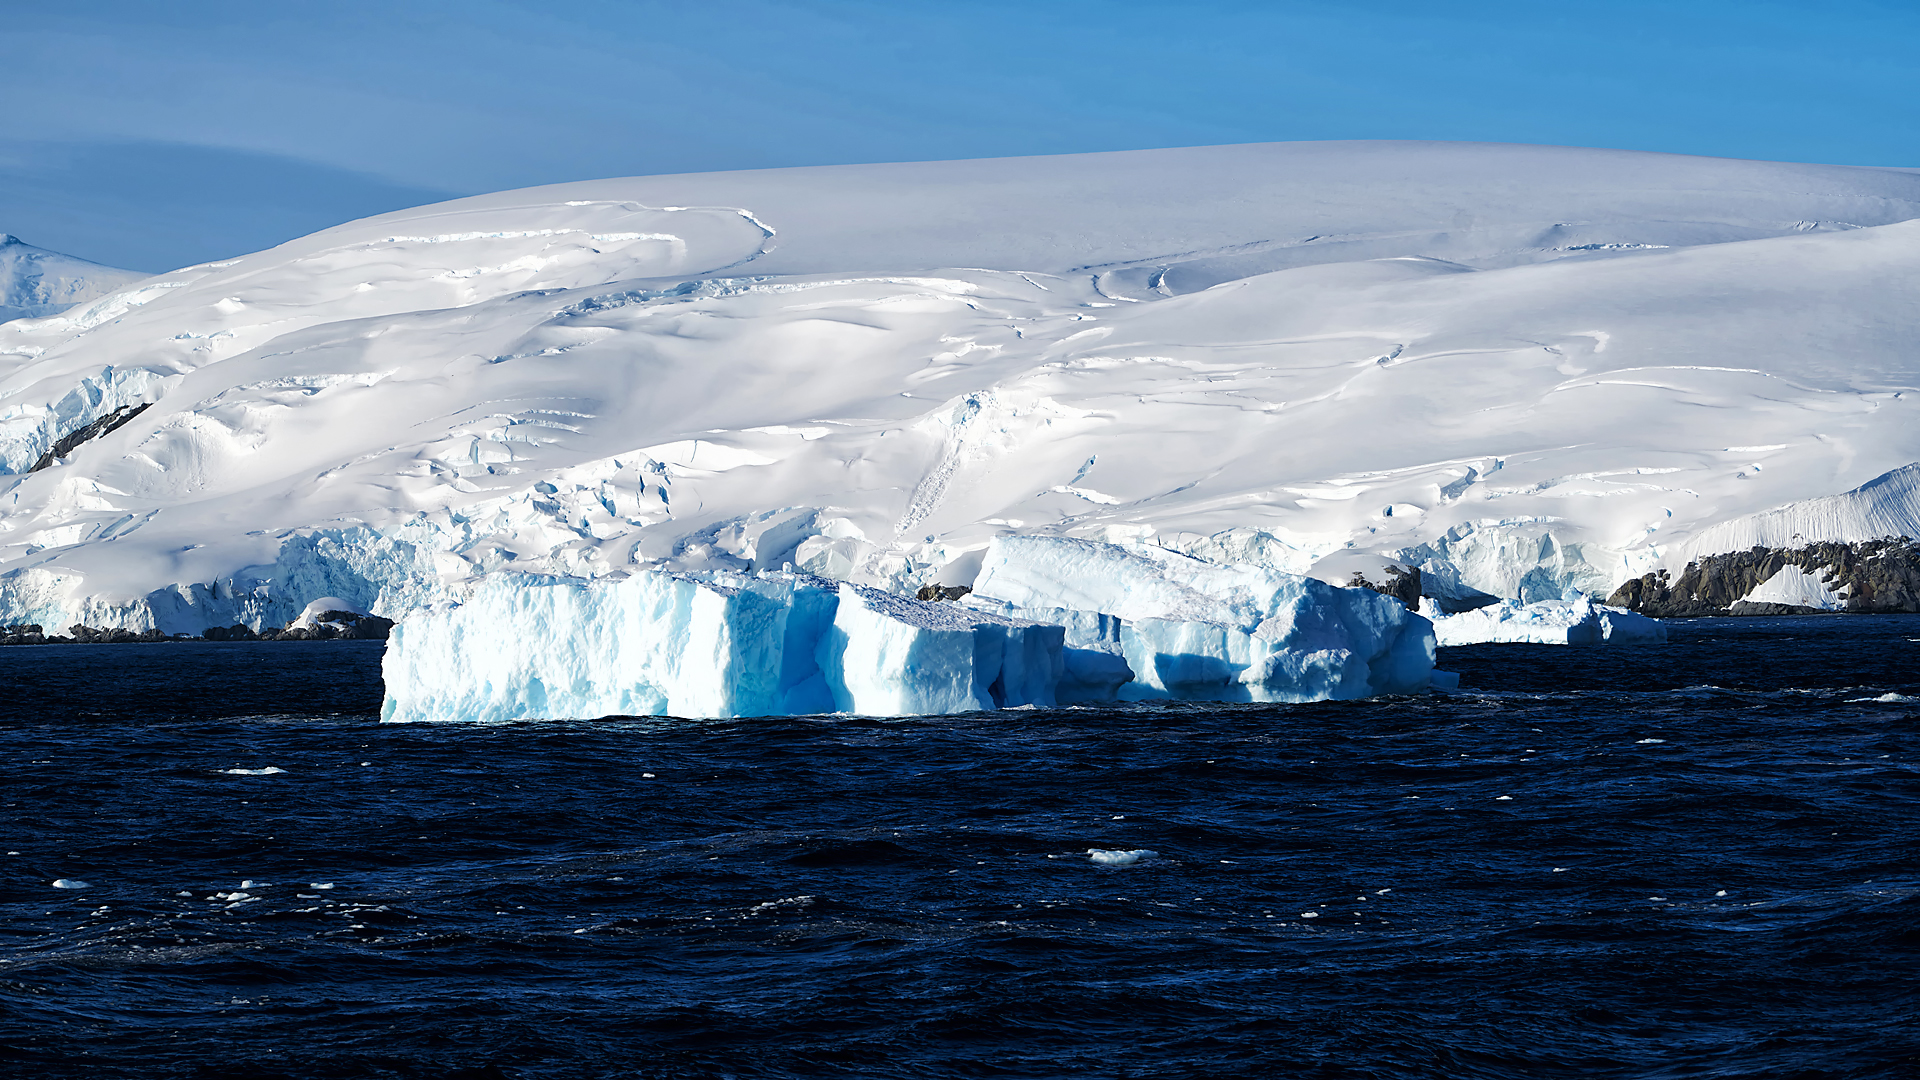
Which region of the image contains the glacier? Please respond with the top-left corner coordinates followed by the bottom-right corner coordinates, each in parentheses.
top-left (1423, 595), bottom-right (1667, 646)
top-left (2, 141), bottom-right (1919, 636)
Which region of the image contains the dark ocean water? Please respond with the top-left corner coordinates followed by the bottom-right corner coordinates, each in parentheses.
top-left (2, 616), bottom-right (1917, 1079)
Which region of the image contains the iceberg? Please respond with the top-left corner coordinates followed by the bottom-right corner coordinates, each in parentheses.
top-left (380, 571), bottom-right (1064, 722)
top-left (381, 537), bottom-right (1440, 721)
top-left (1424, 595), bottom-right (1666, 646)
top-left (969, 536), bottom-right (1435, 702)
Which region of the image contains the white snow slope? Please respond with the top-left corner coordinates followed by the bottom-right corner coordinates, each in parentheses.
top-left (0, 235), bottom-right (148, 324)
top-left (3, 141), bottom-right (1919, 632)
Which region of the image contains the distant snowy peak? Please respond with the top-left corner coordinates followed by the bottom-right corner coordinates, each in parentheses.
top-left (0, 235), bottom-right (148, 324)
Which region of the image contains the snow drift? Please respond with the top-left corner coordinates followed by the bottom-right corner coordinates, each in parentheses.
top-left (3, 141), bottom-right (1920, 633)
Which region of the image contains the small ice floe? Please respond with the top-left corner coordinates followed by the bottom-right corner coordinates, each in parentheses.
top-left (1847, 692), bottom-right (1918, 704)
top-left (747, 895), bottom-right (815, 915)
top-left (1494, 795), bottom-right (1513, 801)
top-left (222, 767), bottom-right (287, 775)
top-left (1301, 911), bottom-right (1319, 918)
top-left (310, 882), bottom-right (336, 890)
top-left (1715, 889), bottom-right (1728, 897)
top-left (1087, 848), bottom-right (1157, 867)
top-left (239, 880), bottom-right (265, 889)
top-left (1552, 867), bottom-right (1570, 873)
top-left (52, 878), bottom-right (91, 890)
top-left (1636, 738), bottom-right (1666, 744)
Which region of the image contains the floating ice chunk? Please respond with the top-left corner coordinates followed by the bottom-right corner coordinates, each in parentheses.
top-left (1301, 911), bottom-right (1319, 918)
top-left (1424, 594), bottom-right (1666, 646)
top-left (1087, 848), bottom-right (1157, 866)
top-left (1848, 692), bottom-right (1918, 703)
top-left (1494, 795), bottom-right (1513, 800)
top-left (972, 536), bottom-right (1434, 702)
top-left (222, 767), bottom-right (286, 775)
top-left (1637, 738), bottom-right (1666, 744)
top-left (820, 584), bottom-right (1063, 715)
top-left (52, 879), bottom-right (91, 889)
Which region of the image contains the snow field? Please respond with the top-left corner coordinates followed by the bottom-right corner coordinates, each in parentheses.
top-left (1735, 566), bottom-right (1847, 610)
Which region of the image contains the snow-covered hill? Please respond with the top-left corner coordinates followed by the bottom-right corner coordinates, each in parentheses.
top-left (0, 235), bottom-right (148, 324)
top-left (2, 141), bottom-right (1918, 632)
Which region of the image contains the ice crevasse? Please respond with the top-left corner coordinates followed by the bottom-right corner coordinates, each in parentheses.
top-left (380, 536), bottom-right (1438, 721)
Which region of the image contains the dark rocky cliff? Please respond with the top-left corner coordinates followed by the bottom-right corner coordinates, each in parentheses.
top-left (1607, 537), bottom-right (1920, 616)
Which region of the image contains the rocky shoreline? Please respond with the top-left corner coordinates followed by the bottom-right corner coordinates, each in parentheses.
top-left (1607, 537), bottom-right (1920, 617)
top-left (0, 610), bottom-right (393, 646)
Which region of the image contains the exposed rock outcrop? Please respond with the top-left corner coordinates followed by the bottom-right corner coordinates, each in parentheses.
top-left (29, 402), bottom-right (152, 472)
top-left (1348, 565), bottom-right (1422, 611)
top-left (1607, 537), bottom-right (1920, 616)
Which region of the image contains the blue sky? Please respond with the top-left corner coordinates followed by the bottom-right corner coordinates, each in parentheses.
top-left (8, 0), bottom-right (1917, 271)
